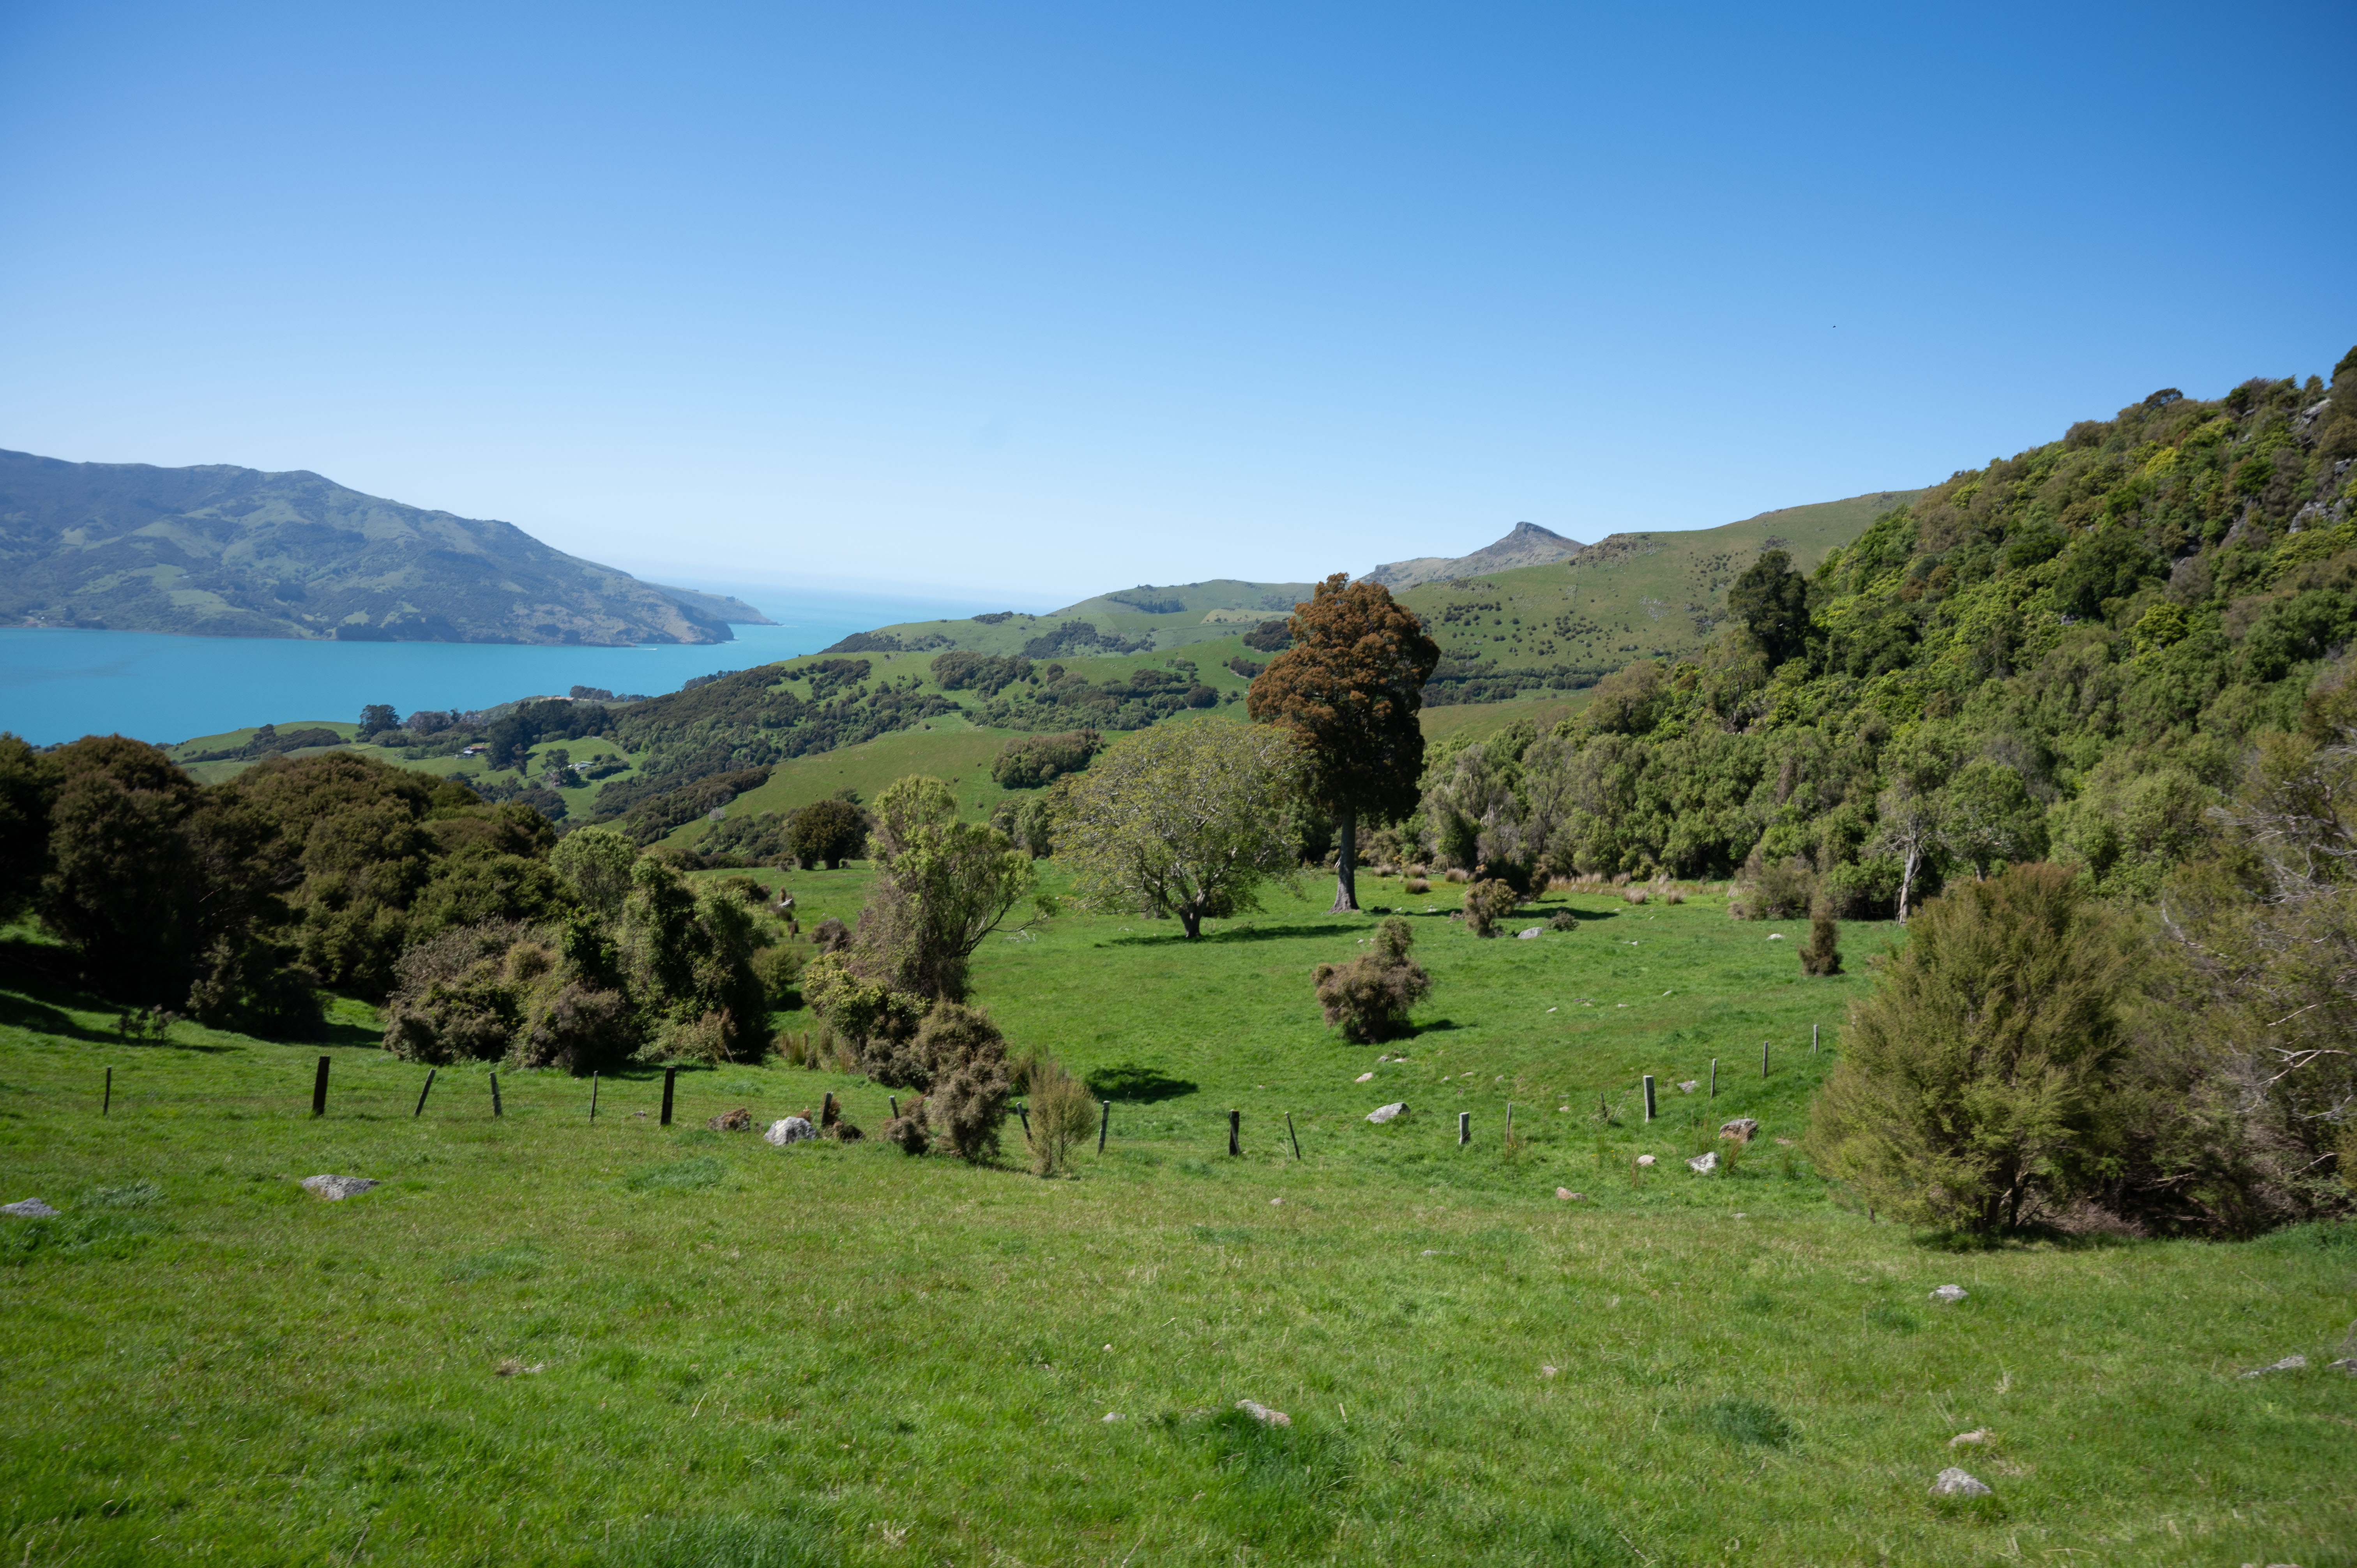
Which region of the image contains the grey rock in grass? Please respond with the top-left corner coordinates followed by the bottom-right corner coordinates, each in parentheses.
top-left (1930, 1284), bottom-right (1968, 1303)
top-left (1367, 1102), bottom-right (1408, 1124)
top-left (1686, 1151), bottom-right (1718, 1174)
top-left (1516, 927), bottom-right (1542, 940)
top-left (765, 1116), bottom-right (816, 1146)
top-left (1930, 1467), bottom-right (1992, 1499)
top-left (1720, 1117), bottom-right (1760, 1142)
top-left (300, 1175), bottom-right (378, 1201)
top-left (1677, 1080), bottom-right (1699, 1093)
top-left (3, 1198), bottom-right (60, 1218)
top-left (2329, 1357), bottom-right (2357, 1376)
top-left (1236, 1399), bottom-right (1291, 1427)
top-left (2239, 1354), bottom-right (2308, 1378)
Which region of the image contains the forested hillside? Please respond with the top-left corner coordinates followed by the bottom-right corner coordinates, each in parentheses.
top-left (1409, 350), bottom-right (2357, 911)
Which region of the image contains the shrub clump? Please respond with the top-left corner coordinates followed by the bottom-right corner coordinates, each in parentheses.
top-left (1023, 1053), bottom-right (1100, 1176)
top-left (784, 796), bottom-right (869, 869)
top-left (916, 1002), bottom-right (1012, 1162)
top-left (1403, 876), bottom-right (1430, 895)
top-left (1808, 863), bottom-right (2136, 1234)
top-left (1733, 850), bottom-right (1815, 920)
top-left (1799, 903), bottom-right (1842, 976)
top-left (991, 730), bottom-right (1103, 788)
top-left (1461, 878), bottom-right (1520, 937)
top-left (1547, 909), bottom-right (1577, 932)
top-left (1313, 918), bottom-right (1433, 1042)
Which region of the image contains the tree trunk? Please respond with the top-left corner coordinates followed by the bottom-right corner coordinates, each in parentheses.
top-left (1330, 809), bottom-right (1359, 913)
top-left (1896, 844), bottom-right (1917, 924)
top-left (1178, 904), bottom-right (1203, 941)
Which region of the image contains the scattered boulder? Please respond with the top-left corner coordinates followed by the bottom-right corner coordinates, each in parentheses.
top-left (1102, 1412), bottom-right (1124, 1422)
top-left (1930, 1467), bottom-right (1992, 1499)
top-left (708, 1107), bottom-right (753, 1132)
top-left (300, 1175), bottom-right (378, 1201)
top-left (1367, 1102), bottom-right (1408, 1124)
top-left (1767, 932), bottom-right (1786, 941)
top-left (1686, 1151), bottom-right (1718, 1174)
top-left (1677, 1080), bottom-right (1699, 1093)
top-left (3, 1198), bottom-right (60, 1218)
top-left (1539, 1365), bottom-right (1559, 1378)
top-left (2332, 1358), bottom-right (2357, 1376)
top-left (1556, 1187), bottom-right (1584, 1201)
top-left (1355, 1072), bottom-right (1374, 1082)
top-left (1236, 1399), bottom-right (1291, 1427)
top-left (1635, 1154), bottom-right (1656, 1167)
top-left (1516, 927), bottom-right (1542, 940)
top-left (1719, 1117), bottom-right (1760, 1142)
top-left (1949, 1429), bottom-right (1991, 1447)
top-left (1930, 1284), bottom-right (1967, 1303)
top-left (2239, 1354), bottom-right (2308, 1378)
top-left (764, 1116), bottom-right (817, 1146)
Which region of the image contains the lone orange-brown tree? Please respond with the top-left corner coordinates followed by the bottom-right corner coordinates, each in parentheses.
top-left (1246, 573), bottom-right (1439, 912)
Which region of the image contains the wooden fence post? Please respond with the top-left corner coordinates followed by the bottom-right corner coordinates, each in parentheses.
top-left (1286, 1111), bottom-right (1301, 1161)
top-left (490, 1071), bottom-right (502, 1118)
top-left (1099, 1100), bottom-right (1111, 1155)
top-left (414, 1068), bottom-right (436, 1117)
top-left (1505, 1102), bottom-right (1514, 1148)
top-left (311, 1056), bottom-right (330, 1118)
top-left (660, 1067), bottom-right (676, 1127)
top-left (1710, 1058), bottom-right (1717, 1097)
top-left (1642, 1074), bottom-right (1656, 1122)
top-left (1458, 1111), bottom-right (1471, 1147)
top-left (103, 1067), bottom-right (112, 1117)
top-left (889, 1095), bottom-right (900, 1119)
top-left (1813, 1022), bottom-right (1820, 1054)
top-left (1228, 1109), bottom-right (1240, 1157)
top-left (589, 1072), bottom-right (599, 1121)
top-left (1762, 1038), bottom-right (1769, 1077)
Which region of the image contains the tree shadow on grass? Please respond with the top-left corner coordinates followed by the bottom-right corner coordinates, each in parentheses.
top-left (1201, 922), bottom-right (1369, 945)
top-left (1084, 1062), bottom-right (1198, 1102)
top-left (1410, 1019), bottom-right (1462, 1035)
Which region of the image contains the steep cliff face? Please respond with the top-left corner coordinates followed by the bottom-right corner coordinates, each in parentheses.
top-left (0, 449), bottom-right (750, 644)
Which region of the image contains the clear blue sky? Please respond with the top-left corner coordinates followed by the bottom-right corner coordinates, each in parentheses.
top-left (3, 1), bottom-right (2351, 605)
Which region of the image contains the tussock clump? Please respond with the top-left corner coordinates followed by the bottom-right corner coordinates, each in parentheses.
top-left (1623, 886), bottom-right (1648, 905)
top-left (882, 1099), bottom-right (931, 1155)
top-left (1313, 918), bottom-right (1433, 1042)
top-left (1442, 867), bottom-right (1470, 884)
top-left (1403, 877), bottom-right (1430, 896)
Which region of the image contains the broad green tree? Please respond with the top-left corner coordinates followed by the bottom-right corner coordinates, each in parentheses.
top-left (1246, 573), bottom-right (1438, 912)
top-left (857, 775), bottom-right (1038, 998)
top-left (1056, 722), bottom-right (1305, 939)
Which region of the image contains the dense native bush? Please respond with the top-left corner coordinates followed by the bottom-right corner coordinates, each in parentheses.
top-left (988, 794), bottom-right (1057, 857)
top-left (1396, 351), bottom-right (2357, 904)
top-left (916, 1001), bottom-right (1013, 1162)
top-left (1733, 850), bottom-right (1816, 921)
top-left (990, 729), bottom-right (1103, 788)
top-left (1797, 904), bottom-right (1842, 975)
top-left (931, 651), bottom-right (1032, 696)
top-left (838, 776), bottom-right (1036, 1000)
top-left (614, 857), bottom-right (769, 1063)
top-left (1242, 620), bottom-right (1292, 652)
top-left (1312, 918), bottom-right (1433, 1042)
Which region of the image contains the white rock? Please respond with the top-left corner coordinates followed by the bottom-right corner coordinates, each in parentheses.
top-left (1767, 932), bottom-right (1785, 940)
top-left (1367, 1102), bottom-right (1408, 1124)
top-left (764, 1116), bottom-right (816, 1146)
top-left (2239, 1354), bottom-right (2308, 1378)
top-left (1677, 1080), bottom-right (1698, 1093)
top-left (1236, 1399), bottom-right (1291, 1427)
top-left (1635, 1154), bottom-right (1656, 1167)
top-left (1687, 1151), bottom-right (1718, 1174)
top-left (1930, 1467), bottom-right (1992, 1499)
top-left (300, 1175), bottom-right (378, 1201)
top-left (1516, 927), bottom-right (1542, 939)
top-left (1556, 1187), bottom-right (1583, 1201)
top-left (1102, 1412), bottom-right (1125, 1422)
top-left (2332, 1357), bottom-right (2357, 1376)
top-left (1949, 1428), bottom-right (1991, 1447)
top-left (1269, 1197), bottom-right (1283, 1206)
top-left (1539, 1365), bottom-right (1558, 1377)
top-left (2, 1198), bottom-right (60, 1218)
top-left (1720, 1117), bottom-right (1760, 1141)
top-left (1355, 1071), bottom-right (1374, 1082)
top-left (1930, 1284), bottom-right (1967, 1303)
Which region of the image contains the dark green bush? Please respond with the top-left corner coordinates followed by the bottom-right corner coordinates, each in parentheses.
top-left (1461, 879), bottom-right (1519, 937)
top-left (991, 730), bottom-right (1103, 788)
top-left (1312, 917), bottom-right (1432, 1041)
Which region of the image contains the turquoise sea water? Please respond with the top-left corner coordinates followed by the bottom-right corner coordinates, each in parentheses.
top-left (0, 585), bottom-right (1004, 745)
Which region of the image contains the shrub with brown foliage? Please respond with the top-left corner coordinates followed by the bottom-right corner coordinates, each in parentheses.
top-left (1461, 878), bottom-right (1519, 937)
top-left (1023, 1054), bottom-right (1100, 1176)
top-left (1733, 849), bottom-right (1815, 920)
top-left (917, 1001), bottom-right (1013, 1161)
top-left (1313, 918), bottom-right (1432, 1042)
top-left (1799, 905), bottom-right (1843, 976)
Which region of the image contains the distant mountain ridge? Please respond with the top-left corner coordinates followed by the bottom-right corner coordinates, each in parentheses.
top-left (0, 448), bottom-right (771, 645)
top-left (1362, 520), bottom-right (1585, 589)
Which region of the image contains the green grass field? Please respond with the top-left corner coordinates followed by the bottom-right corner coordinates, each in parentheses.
top-left (4, 876), bottom-right (2352, 1566)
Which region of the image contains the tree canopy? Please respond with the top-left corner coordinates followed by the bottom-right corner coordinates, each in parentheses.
top-left (1246, 573), bottom-right (1438, 910)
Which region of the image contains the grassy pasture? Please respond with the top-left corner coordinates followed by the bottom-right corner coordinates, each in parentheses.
top-left (3, 881), bottom-right (2353, 1566)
